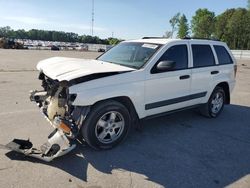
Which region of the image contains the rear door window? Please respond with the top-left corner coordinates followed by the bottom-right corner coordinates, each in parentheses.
top-left (192, 45), bottom-right (215, 68)
top-left (214, 45), bottom-right (233, 65)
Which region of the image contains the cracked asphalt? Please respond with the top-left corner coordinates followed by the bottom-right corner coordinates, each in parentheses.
top-left (0, 49), bottom-right (249, 188)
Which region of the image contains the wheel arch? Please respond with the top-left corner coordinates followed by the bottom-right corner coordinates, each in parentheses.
top-left (215, 82), bottom-right (230, 104)
top-left (92, 96), bottom-right (140, 124)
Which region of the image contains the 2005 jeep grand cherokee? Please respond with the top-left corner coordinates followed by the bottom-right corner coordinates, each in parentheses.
top-left (6, 37), bottom-right (236, 161)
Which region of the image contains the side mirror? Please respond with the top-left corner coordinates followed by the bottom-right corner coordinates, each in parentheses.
top-left (156, 60), bottom-right (176, 72)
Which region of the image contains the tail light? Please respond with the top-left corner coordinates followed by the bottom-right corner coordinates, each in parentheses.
top-left (234, 65), bottom-right (237, 77)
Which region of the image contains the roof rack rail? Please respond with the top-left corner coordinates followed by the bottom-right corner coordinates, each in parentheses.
top-left (142, 37), bottom-right (167, 39)
top-left (182, 36), bottom-right (220, 41)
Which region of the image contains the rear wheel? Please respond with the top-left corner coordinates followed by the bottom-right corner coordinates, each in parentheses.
top-left (200, 87), bottom-right (225, 118)
top-left (81, 100), bottom-right (131, 150)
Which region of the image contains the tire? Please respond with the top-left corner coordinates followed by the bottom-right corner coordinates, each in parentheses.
top-left (199, 86), bottom-right (225, 118)
top-left (81, 100), bottom-right (131, 150)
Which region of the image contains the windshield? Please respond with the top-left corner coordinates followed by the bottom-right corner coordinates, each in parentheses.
top-left (97, 42), bottom-right (161, 69)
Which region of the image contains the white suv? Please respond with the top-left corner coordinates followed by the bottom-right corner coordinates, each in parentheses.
top-left (7, 38), bottom-right (237, 161)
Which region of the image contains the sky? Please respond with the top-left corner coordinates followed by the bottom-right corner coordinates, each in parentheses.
top-left (0, 0), bottom-right (248, 40)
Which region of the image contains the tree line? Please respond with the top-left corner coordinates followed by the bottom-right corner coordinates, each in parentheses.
top-left (0, 26), bottom-right (121, 45)
top-left (167, 3), bottom-right (250, 49)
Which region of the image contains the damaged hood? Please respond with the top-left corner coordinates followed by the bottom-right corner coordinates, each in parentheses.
top-left (37, 57), bottom-right (135, 81)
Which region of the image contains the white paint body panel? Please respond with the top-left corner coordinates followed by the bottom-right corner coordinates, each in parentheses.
top-left (37, 57), bottom-right (135, 81)
top-left (144, 41), bottom-right (192, 116)
top-left (69, 70), bottom-right (146, 118)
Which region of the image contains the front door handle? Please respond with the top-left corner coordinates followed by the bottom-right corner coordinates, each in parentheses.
top-left (179, 75), bottom-right (190, 80)
top-left (211, 71), bottom-right (219, 75)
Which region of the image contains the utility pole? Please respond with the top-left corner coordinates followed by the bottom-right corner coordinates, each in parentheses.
top-left (91, 0), bottom-right (94, 36)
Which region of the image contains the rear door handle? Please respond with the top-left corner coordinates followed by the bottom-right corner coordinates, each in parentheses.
top-left (211, 71), bottom-right (219, 75)
top-left (179, 75), bottom-right (190, 80)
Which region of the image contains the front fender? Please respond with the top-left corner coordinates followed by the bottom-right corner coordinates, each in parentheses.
top-left (69, 82), bottom-right (145, 118)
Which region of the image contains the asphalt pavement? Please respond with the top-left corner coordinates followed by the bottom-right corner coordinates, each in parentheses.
top-left (0, 49), bottom-right (249, 188)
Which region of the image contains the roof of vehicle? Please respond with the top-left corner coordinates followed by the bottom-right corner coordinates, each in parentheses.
top-left (125, 38), bottom-right (226, 45)
top-left (127, 38), bottom-right (179, 44)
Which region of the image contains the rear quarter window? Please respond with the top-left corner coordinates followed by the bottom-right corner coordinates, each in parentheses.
top-left (214, 45), bottom-right (233, 65)
top-left (192, 45), bottom-right (215, 68)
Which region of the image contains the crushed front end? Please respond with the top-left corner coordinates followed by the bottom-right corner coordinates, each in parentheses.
top-left (5, 72), bottom-right (88, 162)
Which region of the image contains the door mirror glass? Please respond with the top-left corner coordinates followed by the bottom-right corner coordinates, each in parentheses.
top-left (156, 60), bottom-right (176, 72)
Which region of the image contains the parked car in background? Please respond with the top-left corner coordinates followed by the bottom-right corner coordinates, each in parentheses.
top-left (76, 44), bottom-right (88, 51)
top-left (51, 45), bottom-right (60, 51)
top-left (98, 48), bottom-right (105, 52)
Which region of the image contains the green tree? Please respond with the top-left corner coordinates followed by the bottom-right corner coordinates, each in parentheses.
top-left (0, 26), bottom-right (122, 45)
top-left (214, 9), bottom-right (235, 40)
top-left (15, 29), bottom-right (28, 39)
top-left (191, 9), bottom-right (215, 38)
top-left (169, 13), bottom-right (180, 38)
top-left (0, 26), bottom-right (12, 38)
top-left (163, 31), bottom-right (172, 38)
top-left (226, 8), bottom-right (250, 49)
top-left (177, 14), bottom-right (189, 38)
top-left (248, 0), bottom-right (250, 10)
top-left (214, 8), bottom-right (250, 49)
top-left (107, 38), bottom-right (121, 45)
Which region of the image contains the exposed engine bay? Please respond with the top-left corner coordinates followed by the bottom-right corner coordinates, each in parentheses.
top-left (5, 72), bottom-right (89, 162)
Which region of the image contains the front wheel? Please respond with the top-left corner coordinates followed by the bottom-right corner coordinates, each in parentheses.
top-left (200, 87), bottom-right (225, 118)
top-left (81, 100), bottom-right (131, 150)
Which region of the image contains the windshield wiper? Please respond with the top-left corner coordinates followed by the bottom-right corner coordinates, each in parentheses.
top-left (102, 61), bottom-right (138, 69)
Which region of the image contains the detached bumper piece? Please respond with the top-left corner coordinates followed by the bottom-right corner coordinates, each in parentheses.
top-left (5, 129), bottom-right (76, 162)
top-left (5, 85), bottom-right (82, 162)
